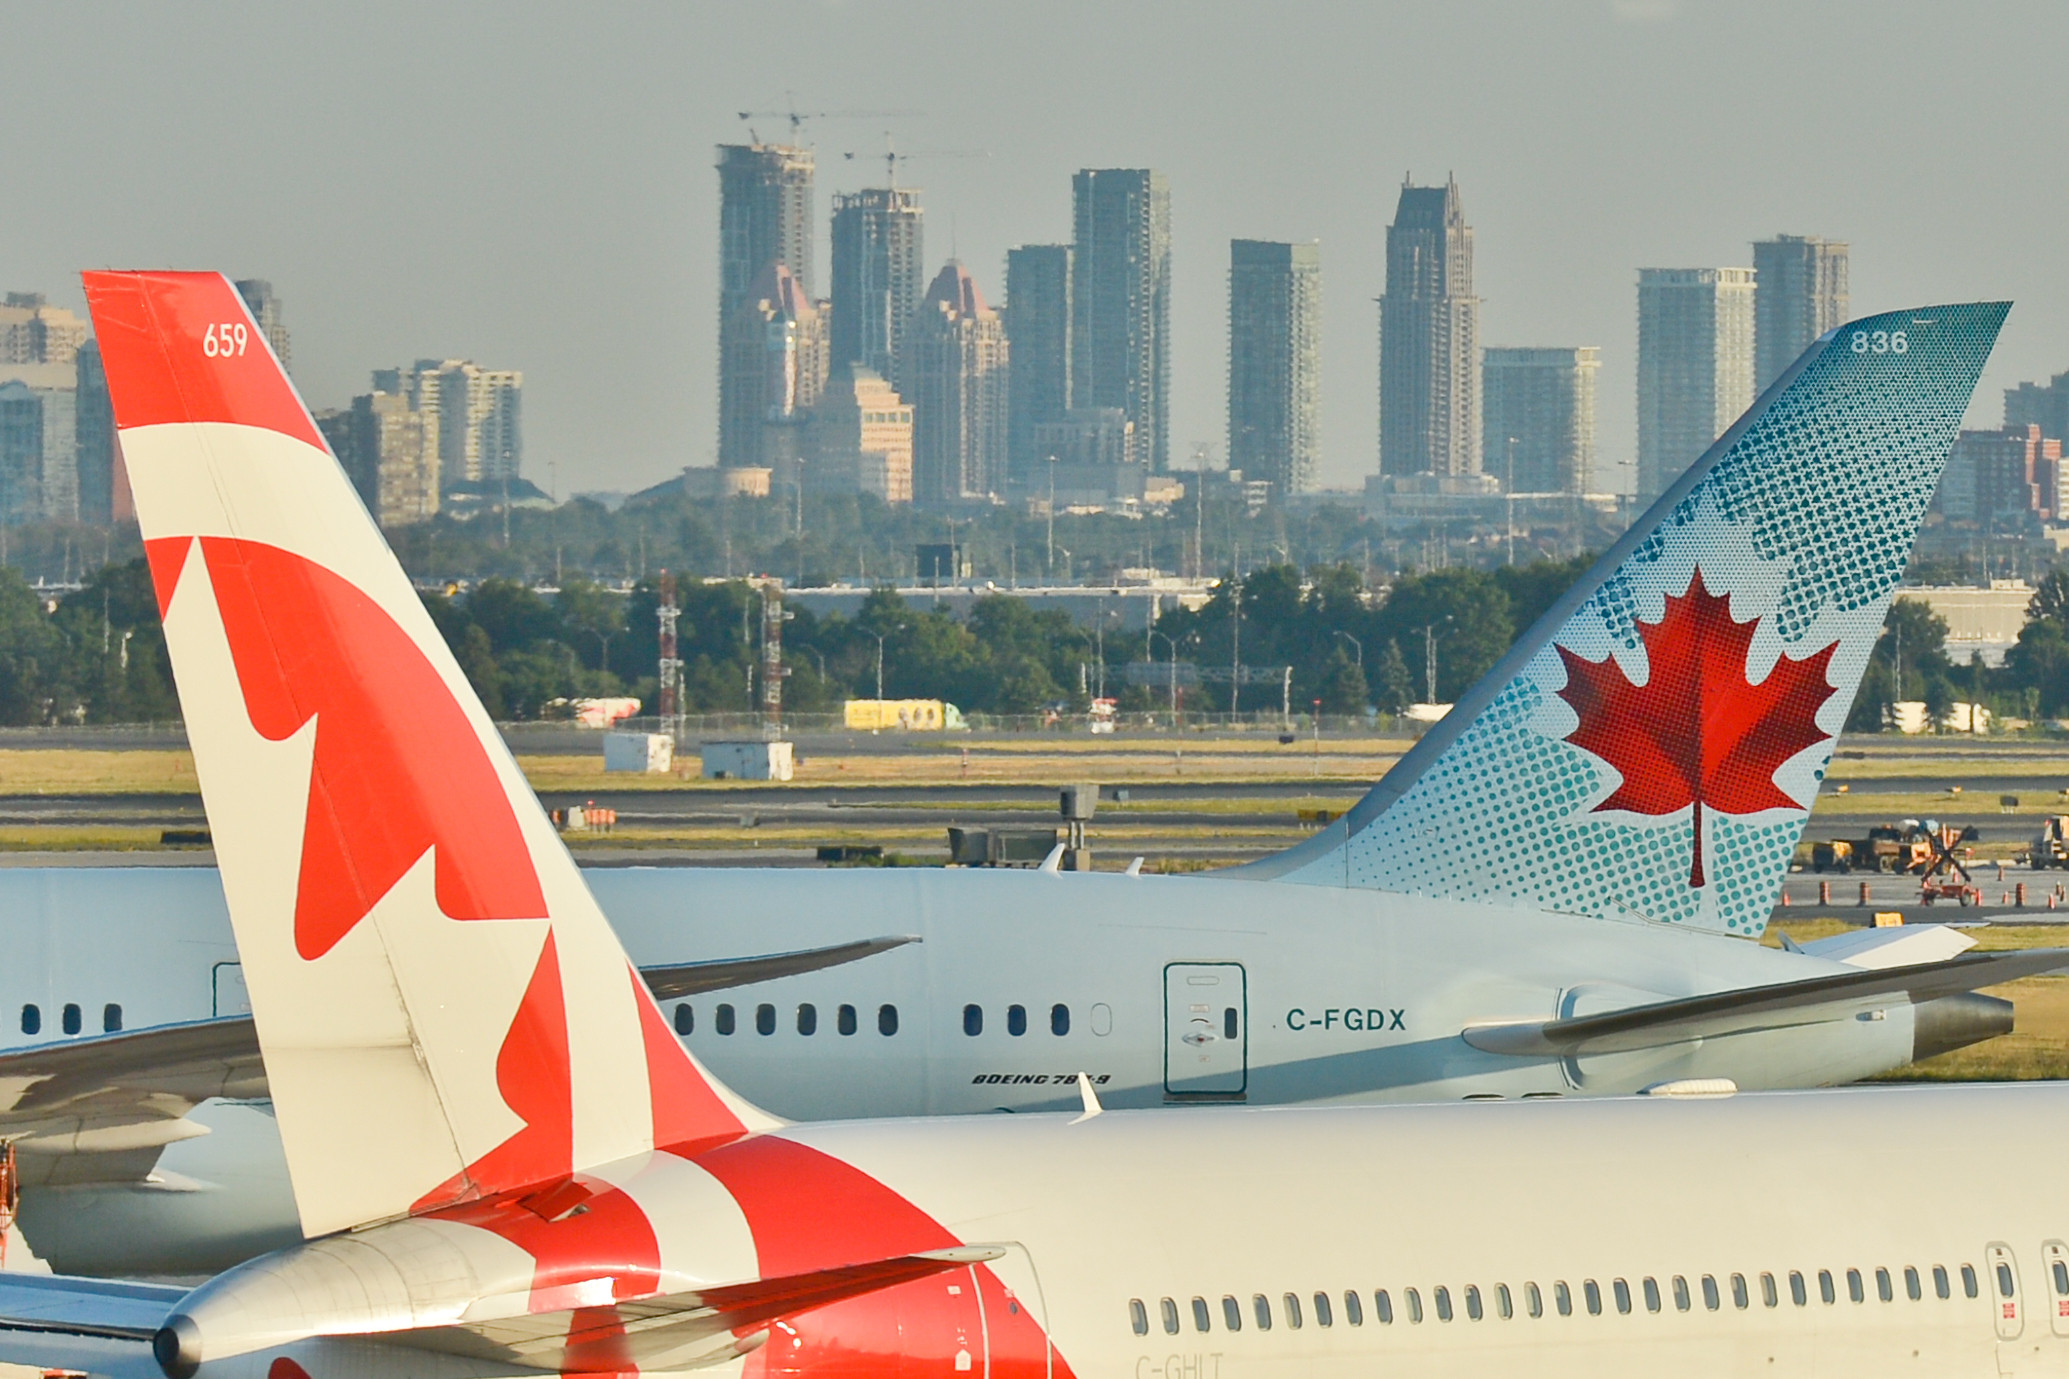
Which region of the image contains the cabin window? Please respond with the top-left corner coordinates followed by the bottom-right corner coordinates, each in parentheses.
top-left (1789, 1272), bottom-right (1807, 1306)
top-left (1253, 1294), bottom-right (1272, 1330)
top-left (1701, 1276), bottom-right (1719, 1311)
top-left (1876, 1268), bottom-right (1893, 1302)
top-left (1936, 1265), bottom-right (1952, 1299)
top-left (1669, 1276), bottom-right (1688, 1311)
top-left (1052, 1004), bottom-right (1071, 1036)
top-left (1642, 1278), bottom-right (1660, 1313)
top-left (1526, 1282), bottom-right (1543, 1318)
top-left (964, 1004), bottom-right (983, 1036)
top-left (1846, 1269), bottom-right (1864, 1304)
top-left (1374, 1290), bottom-right (1394, 1324)
top-left (797, 1004), bottom-right (817, 1036)
top-left (1008, 1005), bottom-right (1027, 1036)
top-left (1613, 1280), bottom-right (1631, 1315)
top-left (1962, 1265), bottom-right (1978, 1299)
top-left (61, 1003), bottom-right (80, 1035)
top-left (755, 1003), bottom-right (775, 1036)
top-left (715, 1003), bottom-right (735, 1035)
top-left (1818, 1271), bottom-right (1835, 1305)
top-left (1160, 1298), bottom-right (1179, 1335)
top-left (19, 1005), bottom-right (37, 1036)
top-left (1728, 1275), bottom-right (1746, 1310)
top-left (1464, 1285), bottom-right (1482, 1321)
top-left (838, 1004), bottom-right (857, 1036)
top-left (1313, 1292), bottom-right (1332, 1327)
top-left (879, 1004), bottom-right (899, 1036)
top-left (1224, 1007), bottom-right (1238, 1040)
top-left (1343, 1291), bottom-right (1363, 1326)
top-left (1222, 1296), bottom-right (1242, 1331)
top-left (1405, 1288), bottom-right (1423, 1323)
top-left (1906, 1267), bottom-right (1923, 1301)
top-left (1495, 1283), bottom-right (1512, 1319)
top-left (1129, 1300), bottom-right (1148, 1335)
top-left (2053, 1262), bottom-right (2068, 1296)
top-left (1998, 1264), bottom-right (2016, 1299)
top-left (1583, 1281), bottom-right (1601, 1316)
top-left (674, 1004), bottom-right (693, 1035)
top-left (1554, 1281), bottom-right (1573, 1317)
top-left (1758, 1273), bottom-right (1775, 1308)
top-left (103, 1004), bottom-right (121, 1033)
top-left (1191, 1298), bottom-right (1210, 1333)
top-left (1283, 1293), bottom-right (1303, 1328)
top-left (1433, 1287), bottom-right (1451, 1322)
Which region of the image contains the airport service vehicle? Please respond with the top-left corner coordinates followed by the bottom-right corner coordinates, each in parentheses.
top-left (3, 272), bottom-right (2068, 1379)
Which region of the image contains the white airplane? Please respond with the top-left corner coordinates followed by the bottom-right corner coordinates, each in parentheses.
top-left (2, 272), bottom-right (2065, 1379)
top-left (2, 275), bottom-right (2059, 1281)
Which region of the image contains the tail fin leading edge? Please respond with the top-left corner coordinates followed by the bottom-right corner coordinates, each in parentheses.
top-left (1247, 304), bottom-right (2007, 937)
top-left (81, 272), bottom-right (771, 1240)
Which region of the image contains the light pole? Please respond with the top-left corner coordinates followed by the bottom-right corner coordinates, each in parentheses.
top-left (866, 628), bottom-right (902, 704)
top-left (1148, 629), bottom-right (1182, 720)
top-left (1046, 455), bottom-right (1058, 577)
top-left (1419, 615), bottom-right (1453, 706)
top-left (1228, 575), bottom-right (1242, 719)
top-left (1505, 435), bottom-right (1518, 567)
top-left (1332, 629), bottom-right (1363, 669)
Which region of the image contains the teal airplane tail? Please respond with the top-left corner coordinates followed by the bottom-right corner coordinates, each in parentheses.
top-left (1241, 304), bottom-right (2008, 937)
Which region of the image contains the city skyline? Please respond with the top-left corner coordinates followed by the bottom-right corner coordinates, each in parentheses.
top-left (3, 4), bottom-right (2065, 498)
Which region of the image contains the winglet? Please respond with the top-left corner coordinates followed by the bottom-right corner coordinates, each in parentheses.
top-left (1070, 1073), bottom-right (1103, 1124)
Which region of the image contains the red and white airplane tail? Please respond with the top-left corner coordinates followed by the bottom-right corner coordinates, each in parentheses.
top-left (81, 272), bottom-right (775, 1239)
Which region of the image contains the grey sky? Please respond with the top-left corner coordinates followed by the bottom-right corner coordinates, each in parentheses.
top-left (7, 2), bottom-right (2067, 497)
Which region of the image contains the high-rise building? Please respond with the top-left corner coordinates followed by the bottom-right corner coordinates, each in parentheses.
top-left (902, 261), bottom-right (1009, 507)
top-left (1227, 239), bottom-right (1321, 498)
top-left (720, 262), bottom-right (828, 473)
top-left (829, 187), bottom-right (924, 385)
top-left (371, 360), bottom-right (522, 490)
top-left (807, 367), bottom-right (913, 506)
top-left (1482, 347), bottom-right (1600, 494)
top-left (1378, 178), bottom-right (1480, 478)
top-left (1636, 267), bottom-right (1755, 500)
top-left (74, 341), bottom-right (115, 526)
top-left (0, 374), bottom-right (74, 524)
top-left (0, 293), bottom-right (86, 367)
top-left (234, 279), bottom-right (292, 373)
top-left (1071, 169), bottom-right (1170, 472)
top-left (1004, 244), bottom-right (1072, 487)
top-left (1937, 425), bottom-right (2061, 526)
top-left (324, 392), bottom-right (439, 527)
top-left (2006, 372), bottom-right (2069, 448)
top-left (1751, 236), bottom-right (1847, 392)
top-left (718, 143), bottom-right (815, 467)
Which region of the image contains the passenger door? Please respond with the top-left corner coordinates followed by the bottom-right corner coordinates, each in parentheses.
top-left (212, 961), bottom-right (250, 1017)
top-left (1164, 963), bottom-right (1246, 1098)
top-left (2042, 1241), bottom-right (2069, 1339)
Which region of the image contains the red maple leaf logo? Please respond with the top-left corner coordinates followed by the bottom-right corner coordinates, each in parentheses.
top-left (1555, 568), bottom-right (1837, 889)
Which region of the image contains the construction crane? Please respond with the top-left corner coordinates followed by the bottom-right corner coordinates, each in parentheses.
top-left (735, 96), bottom-right (925, 144)
top-left (842, 134), bottom-right (988, 188)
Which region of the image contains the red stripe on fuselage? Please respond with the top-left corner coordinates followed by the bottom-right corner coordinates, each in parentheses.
top-left (696, 1136), bottom-right (1073, 1379)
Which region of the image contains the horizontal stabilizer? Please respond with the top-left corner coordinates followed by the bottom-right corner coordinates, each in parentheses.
top-left (1463, 948), bottom-right (2069, 1056)
top-left (414, 1246), bottom-right (1004, 1373)
top-left (641, 934), bottom-right (921, 999)
top-left (0, 1271), bottom-right (182, 1377)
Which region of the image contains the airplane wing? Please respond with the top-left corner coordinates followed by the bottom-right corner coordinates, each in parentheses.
top-left (0, 937), bottom-right (919, 1188)
top-left (0, 1271), bottom-right (181, 1379)
top-left (1462, 948), bottom-right (2069, 1057)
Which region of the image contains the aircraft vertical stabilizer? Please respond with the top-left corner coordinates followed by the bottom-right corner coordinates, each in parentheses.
top-left (1243, 305), bottom-right (2006, 937)
top-left (80, 272), bottom-right (773, 1240)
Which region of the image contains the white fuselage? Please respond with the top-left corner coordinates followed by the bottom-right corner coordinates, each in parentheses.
top-left (151, 1082), bottom-right (2069, 1379)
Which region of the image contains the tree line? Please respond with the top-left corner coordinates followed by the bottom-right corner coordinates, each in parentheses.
top-left (3, 557), bottom-right (2066, 729)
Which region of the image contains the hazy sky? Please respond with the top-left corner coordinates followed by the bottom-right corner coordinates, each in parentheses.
top-left (8, 2), bottom-right (2068, 496)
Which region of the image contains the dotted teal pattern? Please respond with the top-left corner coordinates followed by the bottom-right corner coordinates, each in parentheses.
top-left (1314, 304), bottom-right (2007, 937)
